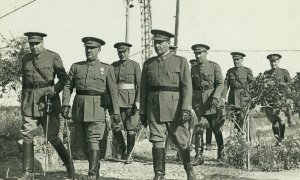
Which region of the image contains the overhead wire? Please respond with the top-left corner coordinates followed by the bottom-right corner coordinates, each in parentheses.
top-left (0, 0), bottom-right (37, 20)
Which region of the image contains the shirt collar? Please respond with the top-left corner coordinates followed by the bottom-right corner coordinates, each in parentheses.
top-left (87, 59), bottom-right (100, 66)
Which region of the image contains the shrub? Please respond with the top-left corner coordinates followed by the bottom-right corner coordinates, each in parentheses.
top-left (225, 129), bottom-right (300, 171)
top-left (0, 106), bottom-right (22, 140)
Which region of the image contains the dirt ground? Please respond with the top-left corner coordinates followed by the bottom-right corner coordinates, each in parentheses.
top-left (2, 140), bottom-right (300, 180)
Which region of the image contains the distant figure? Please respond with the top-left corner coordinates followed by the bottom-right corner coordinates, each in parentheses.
top-left (111, 42), bottom-right (141, 164)
top-left (140, 29), bottom-right (196, 180)
top-left (61, 37), bottom-right (120, 179)
top-left (169, 45), bottom-right (178, 54)
top-left (263, 54), bottom-right (292, 143)
top-left (222, 52), bottom-right (254, 132)
top-left (20, 32), bottom-right (74, 179)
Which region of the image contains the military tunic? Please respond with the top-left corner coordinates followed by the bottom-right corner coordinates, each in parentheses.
top-left (222, 66), bottom-right (254, 108)
top-left (111, 59), bottom-right (141, 108)
top-left (140, 52), bottom-right (192, 145)
top-left (191, 60), bottom-right (224, 116)
top-left (263, 68), bottom-right (292, 83)
top-left (263, 68), bottom-right (292, 122)
top-left (62, 59), bottom-right (120, 122)
top-left (21, 49), bottom-right (68, 144)
top-left (22, 49), bottom-right (68, 117)
top-left (111, 59), bottom-right (141, 130)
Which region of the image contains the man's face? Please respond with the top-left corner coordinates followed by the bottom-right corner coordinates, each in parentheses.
top-left (270, 60), bottom-right (279, 69)
top-left (194, 51), bottom-right (207, 63)
top-left (154, 40), bottom-right (170, 55)
top-left (85, 46), bottom-right (101, 60)
top-left (118, 50), bottom-right (130, 61)
top-left (29, 41), bottom-right (44, 55)
top-left (233, 58), bottom-right (243, 67)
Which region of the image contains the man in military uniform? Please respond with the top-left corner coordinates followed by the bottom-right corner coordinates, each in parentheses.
top-left (111, 42), bottom-right (141, 164)
top-left (222, 52), bottom-right (254, 132)
top-left (20, 32), bottom-right (74, 179)
top-left (61, 37), bottom-right (120, 179)
top-left (263, 54), bottom-right (292, 143)
top-left (140, 29), bottom-right (196, 180)
top-left (190, 44), bottom-right (225, 166)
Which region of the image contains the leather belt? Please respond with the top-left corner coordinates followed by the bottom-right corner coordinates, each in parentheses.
top-left (27, 81), bottom-right (54, 89)
top-left (76, 90), bottom-right (103, 96)
top-left (149, 86), bottom-right (179, 92)
top-left (193, 84), bottom-right (213, 92)
top-left (117, 83), bottom-right (135, 89)
top-left (231, 85), bottom-right (244, 90)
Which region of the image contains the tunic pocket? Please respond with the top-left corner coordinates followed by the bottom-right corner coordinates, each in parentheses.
top-left (126, 73), bottom-right (135, 83)
top-left (95, 74), bottom-right (106, 89)
top-left (93, 97), bottom-right (104, 121)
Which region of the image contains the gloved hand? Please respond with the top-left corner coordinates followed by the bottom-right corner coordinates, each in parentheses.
top-left (210, 97), bottom-right (219, 108)
top-left (135, 102), bottom-right (140, 111)
top-left (179, 110), bottom-right (191, 124)
top-left (44, 86), bottom-right (55, 98)
top-left (112, 114), bottom-right (121, 124)
top-left (140, 114), bottom-right (148, 127)
top-left (60, 105), bottom-right (71, 119)
top-left (130, 102), bottom-right (140, 116)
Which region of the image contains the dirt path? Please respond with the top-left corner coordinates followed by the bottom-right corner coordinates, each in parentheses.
top-left (2, 147), bottom-right (300, 180)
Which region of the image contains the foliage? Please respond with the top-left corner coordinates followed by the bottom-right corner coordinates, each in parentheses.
top-left (225, 129), bottom-right (300, 171)
top-left (0, 34), bottom-right (28, 100)
top-left (0, 106), bottom-right (22, 140)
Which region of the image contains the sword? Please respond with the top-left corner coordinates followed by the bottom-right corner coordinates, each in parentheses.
top-left (65, 115), bottom-right (73, 167)
top-left (126, 126), bottom-right (144, 163)
top-left (44, 96), bottom-right (51, 177)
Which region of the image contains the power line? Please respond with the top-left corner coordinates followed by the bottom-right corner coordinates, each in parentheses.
top-left (178, 49), bottom-right (300, 52)
top-left (0, 0), bottom-right (37, 20)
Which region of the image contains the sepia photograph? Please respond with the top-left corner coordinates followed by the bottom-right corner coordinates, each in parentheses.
top-left (0, 0), bottom-right (300, 179)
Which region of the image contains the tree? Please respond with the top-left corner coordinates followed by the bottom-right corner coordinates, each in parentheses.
top-left (0, 34), bottom-right (28, 101)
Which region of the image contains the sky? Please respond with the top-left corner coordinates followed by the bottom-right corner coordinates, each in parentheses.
top-left (1, 0), bottom-right (300, 78)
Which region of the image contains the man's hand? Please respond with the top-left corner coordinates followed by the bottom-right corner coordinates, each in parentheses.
top-left (140, 114), bottom-right (148, 127)
top-left (210, 97), bottom-right (219, 108)
top-left (60, 105), bottom-right (71, 119)
top-left (113, 114), bottom-right (121, 124)
top-left (44, 86), bottom-right (55, 98)
top-left (130, 102), bottom-right (140, 116)
top-left (105, 109), bottom-right (112, 131)
top-left (179, 110), bottom-right (191, 124)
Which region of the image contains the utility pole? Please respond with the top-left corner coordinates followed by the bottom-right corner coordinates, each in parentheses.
top-left (174, 0), bottom-right (180, 46)
top-left (125, 0), bottom-right (134, 43)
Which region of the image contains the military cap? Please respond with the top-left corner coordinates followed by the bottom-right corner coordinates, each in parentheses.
top-left (231, 52), bottom-right (246, 60)
top-left (169, 45), bottom-right (178, 50)
top-left (151, 29), bottom-right (175, 41)
top-left (24, 32), bottom-right (47, 42)
top-left (191, 44), bottom-right (210, 53)
top-left (82, 37), bottom-right (105, 47)
top-left (267, 54), bottom-right (282, 61)
top-left (114, 42), bottom-right (132, 51)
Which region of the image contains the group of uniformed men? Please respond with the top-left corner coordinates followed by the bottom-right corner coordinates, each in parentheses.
top-left (19, 29), bottom-right (292, 180)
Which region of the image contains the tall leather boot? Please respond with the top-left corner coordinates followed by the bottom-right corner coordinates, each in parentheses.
top-left (18, 142), bottom-right (34, 180)
top-left (272, 124), bottom-right (280, 141)
top-left (192, 133), bottom-right (204, 166)
top-left (279, 123), bottom-right (285, 142)
top-left (206, 127), bottom-right (212, 150)
top-left (152, 148), bottom-right (165, 180)
top-left (53, 141), bottom-right (75, 179)
top-left (179, 146), bottom-right (196, 180)
top-left (214, 130), bottom-right (224, 160)
top-left (88, 150), bottom-right (100, 180)
top-left (113, 131), bottom-right (127, 160)
top-left (124, 133), bottom-right (135, 164)
top-left (99, 128), bottom-right (108, 160)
